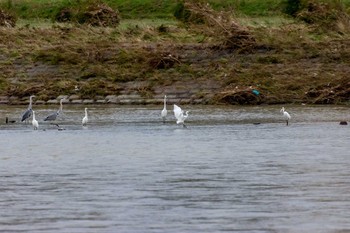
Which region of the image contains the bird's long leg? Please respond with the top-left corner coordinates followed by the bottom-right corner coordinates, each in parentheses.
top-left (286, 120), bottom-right (289, 126)
top-left (52, 123), bottom-right (60, 127)
top-left (183, 123), bottom-right (187, 128)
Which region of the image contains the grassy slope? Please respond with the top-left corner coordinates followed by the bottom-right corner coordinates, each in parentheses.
top-left (1, 0), bottom-right (350, 104)
top-left (4, 0), bottom-right (350, 19)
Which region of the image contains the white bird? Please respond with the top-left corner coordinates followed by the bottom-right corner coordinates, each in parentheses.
top-left (161, 95), bottom-right (167, 123)
top-left (280, 107), bottom-right (291, 126)
top-left (21, 95), bottom-right (35, 122)
top-left (173, 104), bottom-right (189, 128)
top-left (32, 110), bottom-right (39, 130)
top-left (82, 108), bottom-right (88, 126)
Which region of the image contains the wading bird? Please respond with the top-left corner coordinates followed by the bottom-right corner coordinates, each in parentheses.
top-left (21, 95), bottom-right (35, 122)
top-left (161, 95), bottom-right (167, 123)
top-left (280, 107), bottom-right (291, 126)
top-left (173, 104), bottom-right (189, 128)
top-left (44, 98), bottom-right (64, 122)
top-left (32, 110), bottom-right (39, 130)
top-left (82, 108), bottom-right (88, 126)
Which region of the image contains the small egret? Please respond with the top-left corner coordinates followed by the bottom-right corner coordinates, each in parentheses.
top-left (21, 95), bottom-right (35, 122)
top-left (32, 110), bottom-right (39, 130)
top-left (280, 107), bottom-right (291, 126)
top-left (161, 95), bottom-right (167, 123)
top-left (44, 98), bottom-right (64, 122)
top-left (82, 108), bottom-right (88, 126)
top-left (173, 104), bottom-right (189, 128)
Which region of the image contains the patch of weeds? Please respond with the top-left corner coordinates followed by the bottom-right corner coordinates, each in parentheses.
top-left (52, 79), bottom-right (76, 94)
top-left (34, 49), bottom-right (80, 65)
top-left (79, 78), bottom-right (120, 98)
top-left (79, 65), bottom-right (108, 81)
top-left (113, 70), bottom-right (142, 83)
top-left (286, 82), bottom-right (302, 91)
top-left (137, 85), bottom-right (153, 98)
top-left (257, 55), bottom-right (281, 64)
top-left (0, 77), bottom-right (8, 91)
top-left (115, 49), bottom-right (145, 66)
top-left (224, 75), bottom-right (241, 86)
top-left (157, 24), bottom-right (169, 33)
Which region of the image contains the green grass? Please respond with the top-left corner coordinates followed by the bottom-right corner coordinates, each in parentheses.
top-left (3, 0), bottom-right (350, 21)
top-left (2, 0), bottom-right (178, 19)
top-left (0, 0), bottom-right (292, 20)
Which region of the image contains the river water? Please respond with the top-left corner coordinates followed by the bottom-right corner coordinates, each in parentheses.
top-left (0, 105), bottom-right (349, 233)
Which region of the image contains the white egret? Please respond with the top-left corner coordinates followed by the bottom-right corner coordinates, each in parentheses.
top-left (173, 104), bottom-right (189, 128)
top-left (44, 98), bottom-right (64, 122)
top-left (21, 95), bottom-right (35, 122)
top-left (32, 110), bottom-right (39, 130)
top-left (161, 95), bottom-right (167, 123)
top-left (280, 107), bottom-right (291, 126)
top-left (82, 108), bottom-right (88, 126)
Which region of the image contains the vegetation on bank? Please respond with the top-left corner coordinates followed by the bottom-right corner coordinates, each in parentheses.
top-left (2, 0), bottom-right (350, 20)
top-left (0, 0), bottom-right (350, 105)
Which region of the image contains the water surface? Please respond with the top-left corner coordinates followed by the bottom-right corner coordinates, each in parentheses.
top-left (0, 105), bottom-right (349, 232)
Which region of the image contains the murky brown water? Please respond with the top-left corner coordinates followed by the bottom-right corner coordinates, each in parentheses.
top-left (1, 105), bottom-right (349, 232)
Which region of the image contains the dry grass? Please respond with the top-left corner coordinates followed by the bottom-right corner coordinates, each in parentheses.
top-left (1, 3), bottom-right (350, 104)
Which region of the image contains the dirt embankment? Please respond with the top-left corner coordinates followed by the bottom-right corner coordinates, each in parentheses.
top-left (0, 1), bottom-right (350, 106)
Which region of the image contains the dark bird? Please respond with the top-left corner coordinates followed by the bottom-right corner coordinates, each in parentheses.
top-left (44, 98), bottom-right (64, 122)
top-left (21, 95), bottom-right (35, 122)
top-left (5, 117), bottom-right (16, 124)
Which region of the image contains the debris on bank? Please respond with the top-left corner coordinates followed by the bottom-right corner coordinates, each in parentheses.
top-left (79, 3), bottom-right (120, 27)
top-left (215, 86), bottom-right (264, 105)
top-left (305, 80), bottom-right (350, 104)
top-left (56, 2), bottom-right (120, 27)
top-left (148, 53), bottom-right (181, 69)
top-left (175, 1), bottom-right (256, 51)
top-left (0, 10), bottom-right (16, 27)
top-left (297, 1), bottom-right (350, 33)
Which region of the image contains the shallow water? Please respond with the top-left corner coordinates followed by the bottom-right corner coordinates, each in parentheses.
top-left (0, 105), bottom-right (349, 232)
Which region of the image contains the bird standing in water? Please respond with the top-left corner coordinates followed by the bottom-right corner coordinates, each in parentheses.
top-left (82, 108), bottom-right (88, 126)
top-left (32, 110), bottom-right (39, 130)
top-left (280, 107), bottom-right (291, 126)
top-left (44, 98), bottom-right (65, 122)
top-left (161, 95), bottom-right (167, 123)
top-left (21, 95), bottom-right (35, 123)
top-left (173, 104), bottom-right (189, 128)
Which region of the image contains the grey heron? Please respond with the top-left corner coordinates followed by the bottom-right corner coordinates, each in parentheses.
top-left (161, 95), bottom-right (167, 123)
top-left (32, 110), bottom-right (39, 130)
top-left (82, 108), bottom-right (88, 126)
top-left (280, 107), bottom-right (291, 126)
top-left (21, 95), bottom-right (35, 122)
top-left (44, 98), bottom-right (64, 122)
top-left (173, 104), bottom-right (189, 128)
